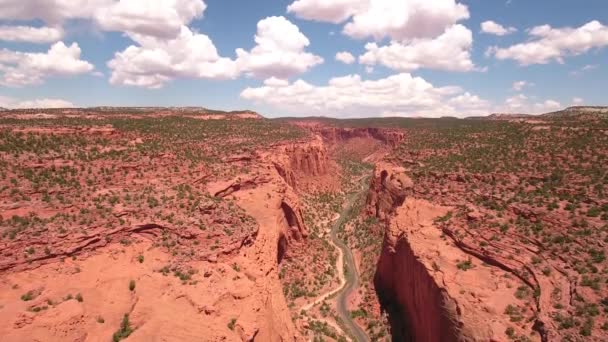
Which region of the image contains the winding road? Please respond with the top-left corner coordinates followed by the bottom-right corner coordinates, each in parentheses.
top-left (301, 177), bottom-right (370, 342)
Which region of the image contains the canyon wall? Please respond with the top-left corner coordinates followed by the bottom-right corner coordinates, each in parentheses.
top-left (375, 231), bottom-right (462, 342)
top-left (368, 163), bottom-right (461, 342)
top-left (316, 127), bottom-right (405, 148)
top-left (270, 136), bottom-right (330, 189)
top-left (370, 163), bottom-right (539, 341)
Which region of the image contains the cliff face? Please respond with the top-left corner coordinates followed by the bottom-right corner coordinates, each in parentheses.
top-left (371, 164), bottom-right (541, 342)
top-left (376, 229), bottom-right (461, 342)
top-left (365, 162), bottom-right (411, 222)
top-left (369, 163), bottom-right (460, 342)
top-left (270, 136), bottom-right (332, 189)
top-left (316, 127), bottom-right (405, 148)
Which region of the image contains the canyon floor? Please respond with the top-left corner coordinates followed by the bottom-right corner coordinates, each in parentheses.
top-left (0, 107), bottom-right (606, 341)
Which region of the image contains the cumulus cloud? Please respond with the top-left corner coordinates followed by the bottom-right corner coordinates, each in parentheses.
top-left (488, 20), bottom-right (608, 65)
top-left (343, 0), bottom-right (469, 41)
top-left (109, 16), bottom-right (321, 88)
top-left (289, 1), bottom-right (476, 73)
top-left (480, 20), bottom-right (516, 36)
top-left (95, 0), bottom-right (206, 39)
top-left (511, 80), bottom-right (532, 91)
top-left (108, 26), bottom-right (237, 88)
top-left (0, 95), bottom-right (74, 109)
top-left (287, 0), bottom-right (469, 41)
top-left (0, 0), bottom-right (112, 25)
top-left (335, 51), bottom-right (355, 64)
top-left (0, 25), bottom-right (63, 44)
top-left (241, 72), bottom-right (489, 118)
top-left (572, 97), bottom-right (584, 105)
top-left (0, 42), bottom-right (94, 87)
top-left (359, 24), bottom-right (475, 72)
top-left (235, 16), bottom-right (323, 79)
top-left (502, 94), bottom-right (561, 114)
top-left (287, 0), bottom-right (366, 24)
top-left (0, 0), bottom-right (206, 39)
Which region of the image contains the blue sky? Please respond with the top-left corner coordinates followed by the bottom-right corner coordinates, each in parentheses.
top-left (0, 0), bottom-right (607, 117)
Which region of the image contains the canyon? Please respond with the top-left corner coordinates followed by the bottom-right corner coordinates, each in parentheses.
top-left (0, 107), bottom-right (606, 341)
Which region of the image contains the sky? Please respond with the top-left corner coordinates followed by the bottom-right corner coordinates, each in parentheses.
top-left (0, 0), bottom-right (607, 118)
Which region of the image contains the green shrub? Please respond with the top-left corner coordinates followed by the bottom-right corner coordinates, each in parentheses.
top-left (456, 258), bottom-right (473, 271)
top-left (228, 318), bottom-right (237, 331)
top-left (21, 291), bottom-right (35, 301)
top-left (112, 314), bottom-right (133, 342)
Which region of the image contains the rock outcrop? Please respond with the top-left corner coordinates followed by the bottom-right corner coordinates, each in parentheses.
top-left (269, 136), bottom-right (331, 189)
top-left (371, 164), bottom-right (539, 342)
top-left (316, 127), bottom-right (405, 148)
top-left (365, 162), bottom-right (411, 222)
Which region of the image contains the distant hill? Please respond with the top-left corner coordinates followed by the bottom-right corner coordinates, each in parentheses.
top-left (487, 113), bottom-right (533, 120)
top-left (0, 106), bottom-right (264, 119)
top-left (467, 106), bottom-right (608, 121)
top-left (466, 113), bottom-right (533, 121)
top-left (542, 106), bottom-right (608, 119)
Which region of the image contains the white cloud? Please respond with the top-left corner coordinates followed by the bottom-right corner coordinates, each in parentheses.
top-left (343, 0), bottom-right (469, 41)
top-left (0, 0), bottom-right (112, 25)
top-left (0, 0), bottom-right (206, 39)
top-left (95, 0), bottom-right (206, 39)
top-left (511, 80), bottom-right (532, 91)
top-left (0, 25), bottom-right (63, 44)
top-left (335, 51), bottom-right (355, 64)
top-left (480, 20), bottom-right (516, 36)
top-left (241, 72), bottom-right (488, 118)
top-left (108, 16), bottom-right (322, 88)
top-left (572, 97), bottom-right (584, 105)
top-left (235, 16), bottom-right (323, 79)
top-left (241, 72), bottom-right (567, 118)
top-left (581, 64), bottom-right (598, 71)
top-left (0, 96), bottom-right (74, 109)
top-left (263, 77), bottom-right (289, 87)
top-left (570, 64), bottom-right (598, 77)
top-left (488, 20), bottom-right (608, 65)
top-left (0, 42), bottom-right (94, 87)
top-left (539, 99), bottom-right (561, 111)
top-left (502, 94), bottom-right (561, 114)
top-left (448, 92), bottom-right (490, 110)
top-left (359, 25), bottom-right (476, 72)
top-left (108, 26), bottom-right (237, 88)
top-left (286, 0), bottom-right (469, 42)
top-left (287, 0), bottom-right (366, 24)
top-left (504, 94), bottom-right (529, 110)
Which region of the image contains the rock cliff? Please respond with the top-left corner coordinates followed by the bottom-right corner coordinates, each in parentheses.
top-left (269, 136), bottom-right (333, 190)
top-left (316, 127), bottom-right (405, 148)
top-left (370, 164), bottom-right (540, 341)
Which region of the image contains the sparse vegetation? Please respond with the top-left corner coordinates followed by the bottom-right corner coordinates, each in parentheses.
top-left (112, 314), bottom-right (133, 342)
top-left (227, 318), bottom-right (237, 331)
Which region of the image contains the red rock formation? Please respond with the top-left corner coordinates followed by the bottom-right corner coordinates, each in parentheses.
top-left (370, 164), bottom-right (544, 342)
top-left (375, 227), bottom-right (462, 342)
top-left (315, 127), bottom-right (405, 148)
top-left (365, 162), bottom-right (411, 222)
top-left (368, 163), bottom-right (460, 342)
top-left (269, 136), bottom-right (331, 189)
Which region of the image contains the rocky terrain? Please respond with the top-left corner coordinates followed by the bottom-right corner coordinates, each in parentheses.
top-left (369, 112), bottom-right (608, 341)
top-left (0, 107), bottom-right (606, 342)
top-left (0, 108), bottom-right (314, 341)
